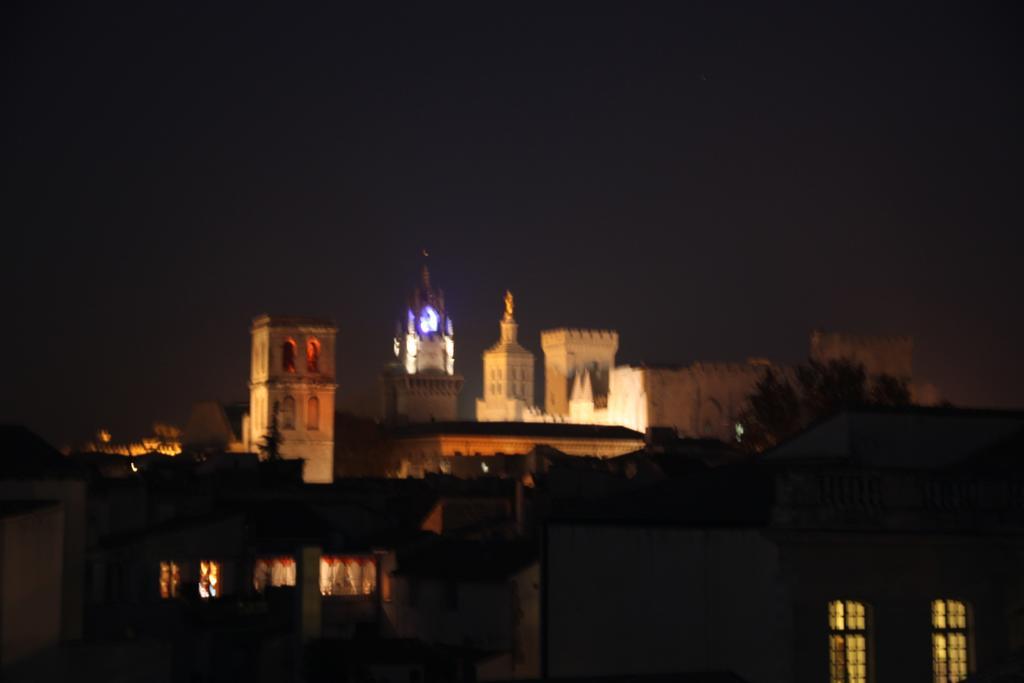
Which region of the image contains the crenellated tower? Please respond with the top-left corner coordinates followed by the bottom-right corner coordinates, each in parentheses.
top-left (541, 328), bottom-right (619, 418)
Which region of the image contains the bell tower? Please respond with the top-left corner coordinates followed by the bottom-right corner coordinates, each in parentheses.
top-left (380, 261), bottom-right (463, 423)
top-left (249, 315), bottom-right (337, 483)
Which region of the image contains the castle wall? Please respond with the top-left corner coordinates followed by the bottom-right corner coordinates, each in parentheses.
top-left (639, 362), bottom-right (772, 441)
top-left (809, 330), bottom-right (913, 380)
top-left (605, 366), bottom-right (648, 434)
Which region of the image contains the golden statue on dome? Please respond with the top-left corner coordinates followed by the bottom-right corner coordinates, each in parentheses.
top-left (504, 290), bottom-right (514, 319)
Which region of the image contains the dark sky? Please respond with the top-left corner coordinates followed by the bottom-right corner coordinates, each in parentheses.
top-left (4, 3), bottom-right (1023, 447)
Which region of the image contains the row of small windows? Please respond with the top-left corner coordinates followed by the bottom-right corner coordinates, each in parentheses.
top-left (490, 382), bottom-right (528, 397)
top-left (828, 599), bottom-right (970, 683)
top-left (279, 338), bottom-right (321, 374)
top-left (279, 395), bottom-right (320, 431)
top-left (489, 367), bottom-right (528, 381)
top-left (159, 556), bottom-right (378, 600)
top-left (253, 337), bottom-right (323, 375)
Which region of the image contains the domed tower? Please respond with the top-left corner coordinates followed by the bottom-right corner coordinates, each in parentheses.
top-left (380, 263), bottom-right (463, 424)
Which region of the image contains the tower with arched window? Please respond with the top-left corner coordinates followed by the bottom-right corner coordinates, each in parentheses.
top-left (249, 314), bottom-right (337, 483)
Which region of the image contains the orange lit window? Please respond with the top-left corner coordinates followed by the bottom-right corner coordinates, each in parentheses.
top-left (829, 600), bottom-right (868, 683)
top-left (159, 561), bottom-right (180, 599)
top-left (381, 567), bottom-right (392, 603)
top-left (933, 599), bottom-right (969, 682)
top-left (281, 396), bottom-right (295, 430)
top-left (307, 396), bottom-right (319, 431)
top-left (306, 338), bottom-right (320, 373)
top-left (253, 556), bottom-right (296, 593)
top-left (320, 557), bottom-right (377, 596)
top-left (282, 340), bottom-right (297, 373)
top-left (199, 560), bottom-right (221, 599)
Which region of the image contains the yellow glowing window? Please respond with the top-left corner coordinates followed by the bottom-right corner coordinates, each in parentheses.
top-left (932, 599), bottom-right (969, 682)
top-left (199, 560), bottom-right (221, 599)
top-left (319, 556), bottom-right (377, 596)
top-left (159, 561), bottom-right (180, 599)
top-left (828, 600), bottom-right (868, 683)
top-left (253, 556), bottom-right (296, 593)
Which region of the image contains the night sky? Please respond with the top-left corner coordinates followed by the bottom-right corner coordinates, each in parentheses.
top-left (4, 3), bottom-right (1023, 448)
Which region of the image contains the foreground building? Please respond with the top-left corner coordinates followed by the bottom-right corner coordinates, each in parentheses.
top-left (543, 406), bottom-right (1024, 683)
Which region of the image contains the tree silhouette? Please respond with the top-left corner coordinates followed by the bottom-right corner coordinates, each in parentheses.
top-left (259, 401), bottom-right (284, 461)
top-left (738, 359), bottom-right (913, 453)
top-left (740, 368), bottom-right (802, 453)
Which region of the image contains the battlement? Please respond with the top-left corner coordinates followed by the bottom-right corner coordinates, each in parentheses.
top-left (810, 329), bottom-right (913, 349)
top-left (688, 361), bottom-right (774, 376)
top-left (809, 329), bottom-right (914, 379)
top-left (252, 314), bottom-right (337, 333)
top-left (541, 328), bottom-right (620, 348)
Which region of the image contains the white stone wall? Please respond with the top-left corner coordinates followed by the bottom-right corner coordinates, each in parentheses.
top-left (606, 366), bottom-right (648, 433)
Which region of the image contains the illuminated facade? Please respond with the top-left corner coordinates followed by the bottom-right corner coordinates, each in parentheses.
top-left (381, 265), bottom-right (463, 424)
top-left (249, 314), bottom-right (337, 483)
top-left (476, 292), bottom-right (536, 421)
top-left (541, 328), bottom-right (619, 417)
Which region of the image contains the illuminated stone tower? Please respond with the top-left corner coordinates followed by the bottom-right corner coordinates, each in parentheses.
top-left (541, 329), bottom-right (619, 418)
top-left (380, 264), bottom-right (463, 423)
top-left (476, 291), bottom-right (536, 421)
top-left (249, 315), bottom-right (337, 483)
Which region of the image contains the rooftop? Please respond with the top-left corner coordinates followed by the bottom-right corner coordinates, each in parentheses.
top-left (387, 421), bottom-right (644, 441)
top-left (394, 537), bottom-right (538, 581)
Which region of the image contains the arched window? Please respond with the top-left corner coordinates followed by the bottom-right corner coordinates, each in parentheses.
top-left (307, 396), bottom-right (320, 431)
top-left (306, 338), bottom-right (321, 373)
top-left (281, 396), bottom-right (295, 430)
top-left (282, 339), bottom-right (297, 373)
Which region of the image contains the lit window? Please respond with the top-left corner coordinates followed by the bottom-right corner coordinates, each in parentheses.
top-left (829, 600), bottom-right (868, 683)
top-left (253, 556), bottom-right (296, 593)
top-left (381, 567), bottom-right (392, 602)
top-left (199, 560), bottom-right (221, 599)
top-left (159, 561), bottom-right (180, 599)
top-left (933, 599), bottom-right (969, 682)
top-left (306, 338), bottom-right (320, 373)
top-left (307, 396), bottom-right (319, 431)
top-left (282, 340), bottom-right (297, 373)
top-left (281, 396), bottom-right (295, 430)
top-left (320, 556), bottom-right (377, 596)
